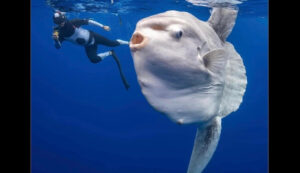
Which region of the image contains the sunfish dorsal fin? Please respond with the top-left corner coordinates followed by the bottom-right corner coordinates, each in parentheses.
top-left (207, 7), bottom-right (238, 42)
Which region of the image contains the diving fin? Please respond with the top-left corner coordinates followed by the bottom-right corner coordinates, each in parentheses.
top-left (110, 50), bottom-right (130, 90)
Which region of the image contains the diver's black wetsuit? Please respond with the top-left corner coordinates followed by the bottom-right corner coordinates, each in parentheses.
top-left (53, 19), bottom-right (121, 63)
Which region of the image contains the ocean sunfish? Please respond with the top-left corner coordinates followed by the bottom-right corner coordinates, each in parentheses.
top-left (129, 8), bottom-right (247, 173)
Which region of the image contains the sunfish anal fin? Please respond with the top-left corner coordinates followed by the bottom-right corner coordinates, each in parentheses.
top-left (187, 117), bottom-right (222, 173)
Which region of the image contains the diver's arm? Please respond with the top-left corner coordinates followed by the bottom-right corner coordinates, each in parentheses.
top-left (70, 19), bottom-right (110, 31)
top-left (69, 19), bottom-right (89, 27)
top-left (54, 40), bottom-right (62, 49)
top-left (53, 25), bottom-right (60, 30)
top-left (54, 37), bottom-right (64, 49)
top-left (88, 19), bottom-right (111, 31)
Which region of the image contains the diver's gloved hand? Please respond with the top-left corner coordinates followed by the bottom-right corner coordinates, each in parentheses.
top-left (103, 26), bottom-right (111, 31)
top-left (88, 19), bottom-right (110, 31)
top-left (52, 31), bottom-right (59, 40)
top-left (52, 30), bottom-right (61, 49)
top-left (52, 34), bottom-right (59, 40)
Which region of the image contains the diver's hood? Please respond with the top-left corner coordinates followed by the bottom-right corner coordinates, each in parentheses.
top-left (53, 11), bottom-right (67, 25)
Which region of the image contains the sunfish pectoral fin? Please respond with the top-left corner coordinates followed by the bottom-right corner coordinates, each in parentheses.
top-left (207, 7), bottom-right (238, 42)
top-left (201, 49), bottom-right (227, 75)
top-left (187, 117), bottom-right (222, 173)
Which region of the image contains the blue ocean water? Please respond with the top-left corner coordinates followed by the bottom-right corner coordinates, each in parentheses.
top-left (31, 0), bottom-right (268, 173)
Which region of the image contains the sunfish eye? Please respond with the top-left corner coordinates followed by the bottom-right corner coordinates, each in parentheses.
top-left (168, 25), bottom-right (183, 39)
top-left (176, 30), bottom-right (183, 39)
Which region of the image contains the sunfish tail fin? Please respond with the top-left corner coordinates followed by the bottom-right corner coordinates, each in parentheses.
top-left (187, 117), bottom-right (222, 173)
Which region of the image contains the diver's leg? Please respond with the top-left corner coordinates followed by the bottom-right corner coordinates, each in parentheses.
top-left (85, 44), bottom-right (108, 63)
top-left (92, 31), bottom-right (129, 46)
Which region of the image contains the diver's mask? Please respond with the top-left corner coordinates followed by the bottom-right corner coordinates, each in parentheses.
top-left (53, 10), bottom-right (67, 25)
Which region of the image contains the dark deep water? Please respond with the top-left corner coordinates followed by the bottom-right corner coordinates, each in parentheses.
top-left (31, 0), bottom-right (268, 172)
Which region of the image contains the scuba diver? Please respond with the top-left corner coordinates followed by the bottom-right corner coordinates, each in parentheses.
top-left (52, 10), bottom-right (130, 90)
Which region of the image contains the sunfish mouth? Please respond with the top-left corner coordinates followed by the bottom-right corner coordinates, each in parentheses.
top-left (130, 32), bottom-right (148, 51)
